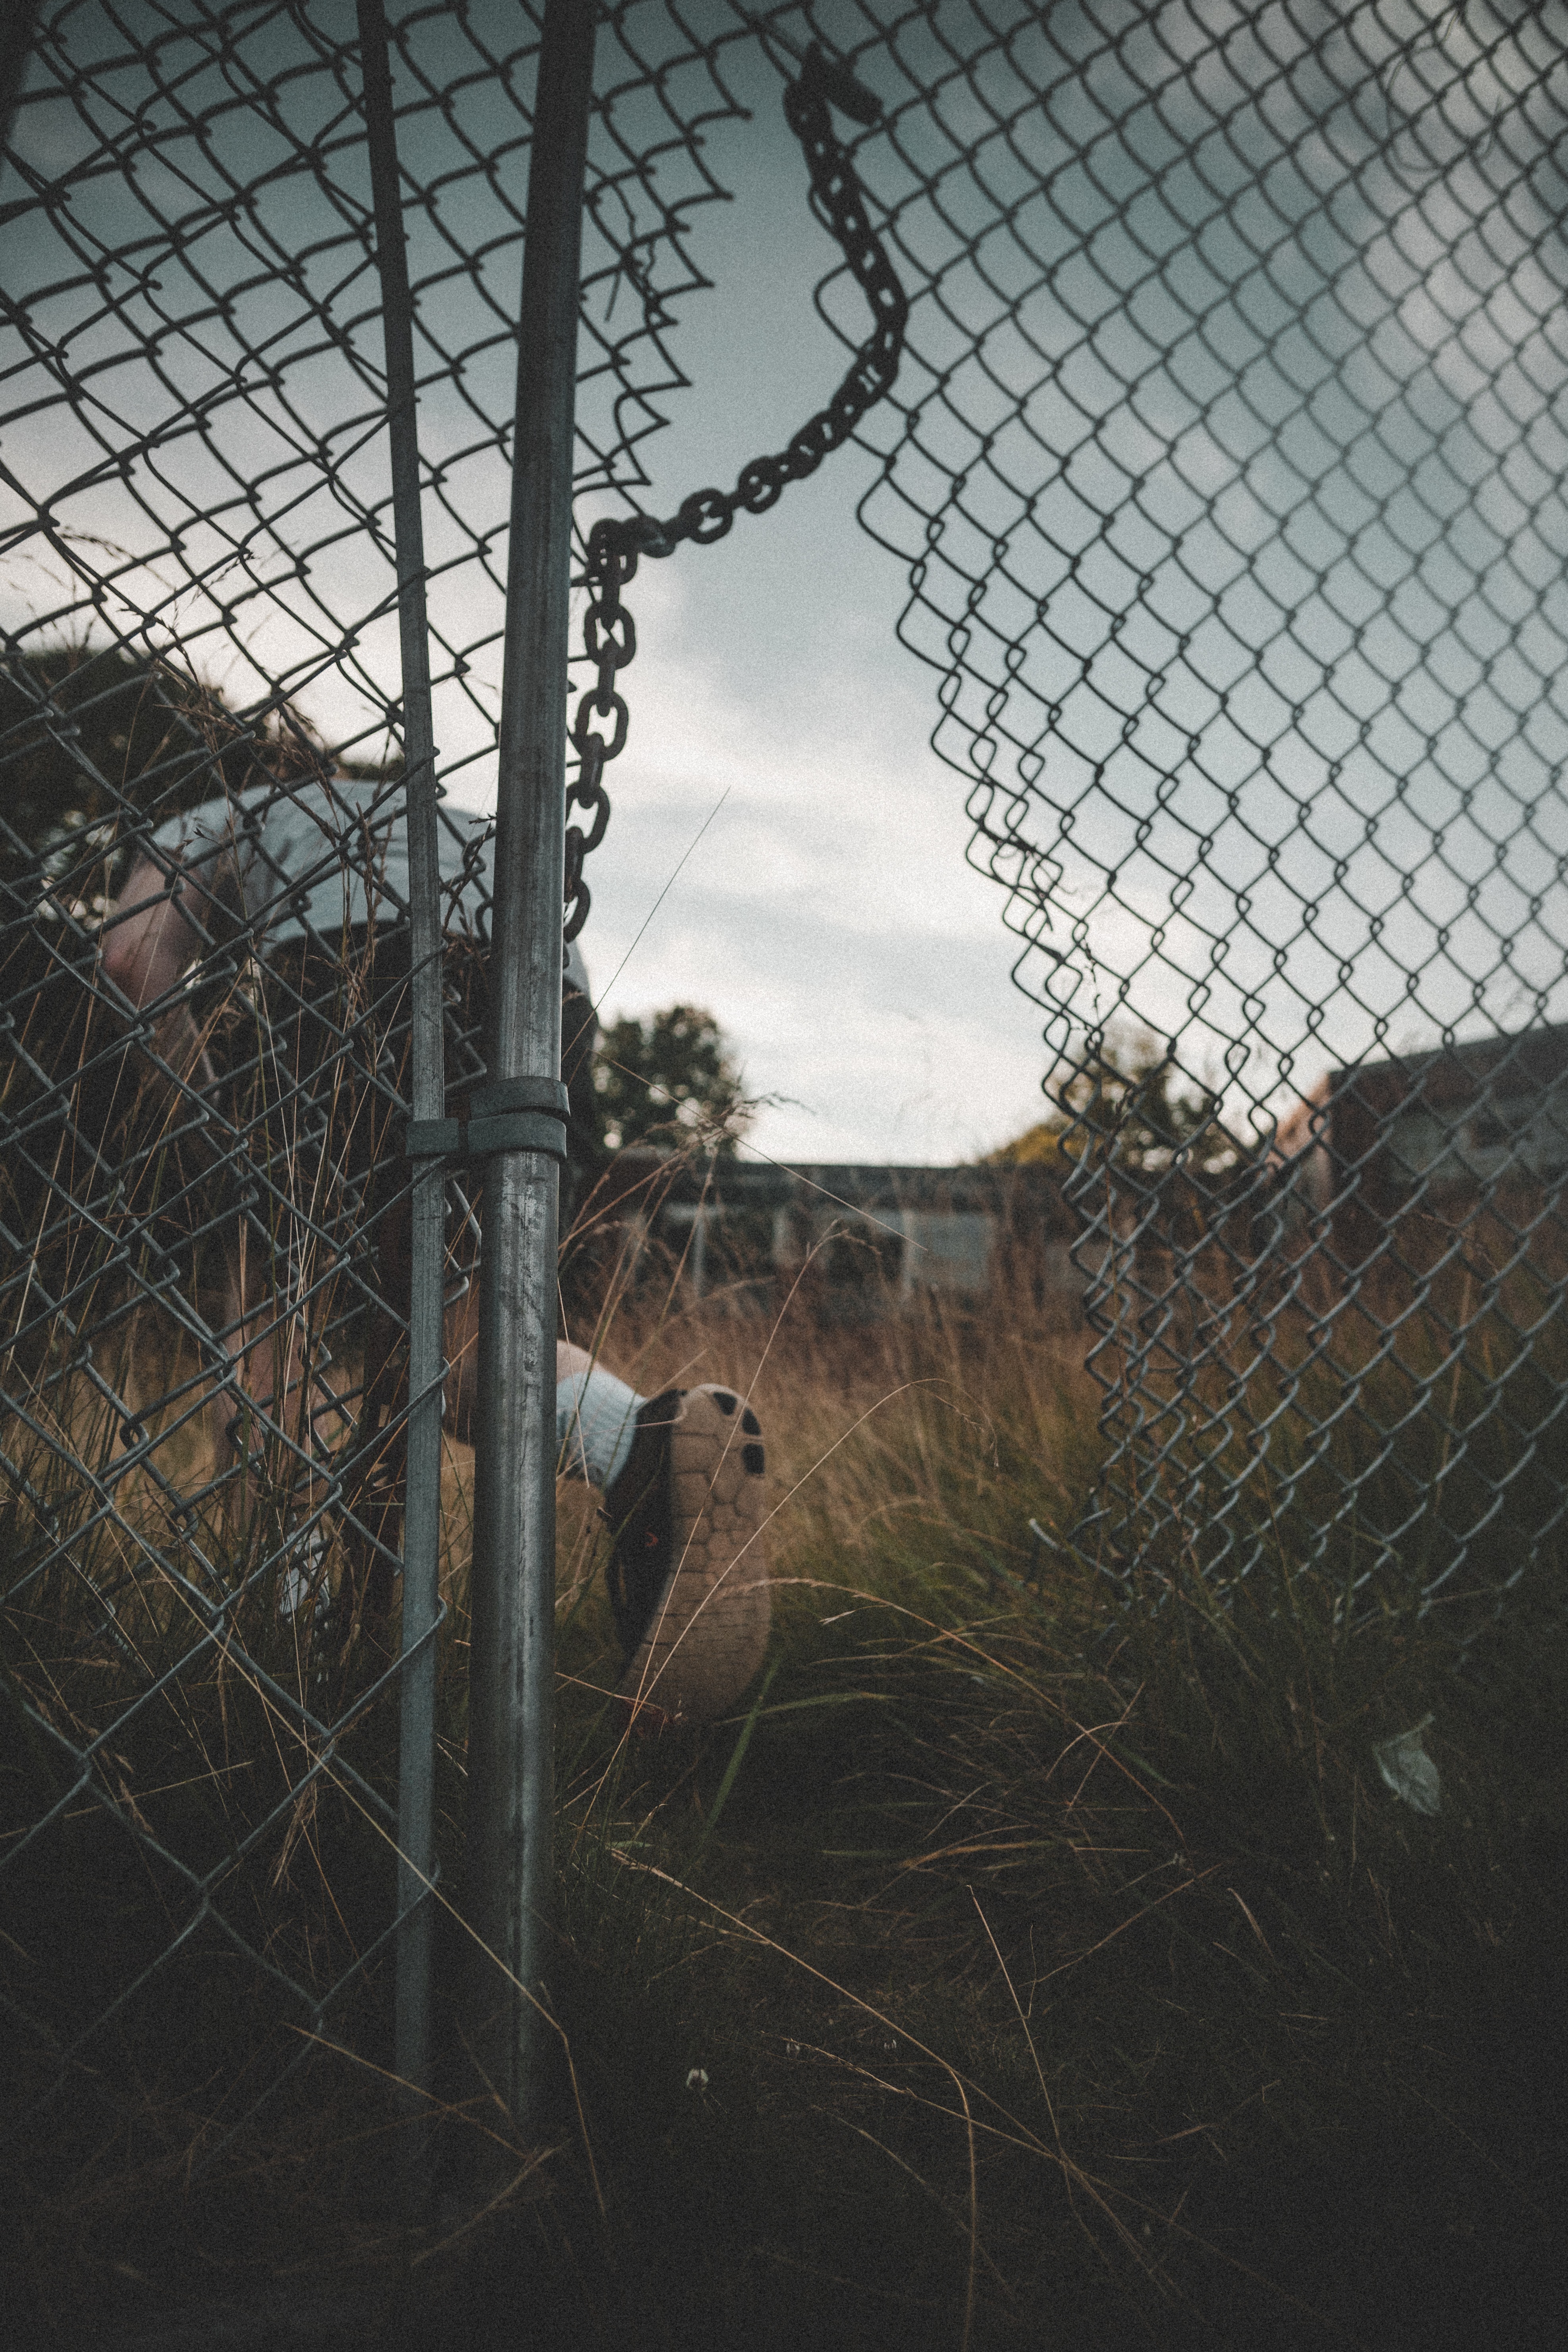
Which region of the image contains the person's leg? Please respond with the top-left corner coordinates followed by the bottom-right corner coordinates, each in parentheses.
top-left (332, 925), bottom-right (430, 1645)
top-left (439, 1317), bottom-right (644, 1476)
top-left (273, 926), bottom-right (773, 1723)
top-left (179, 953), bottom-right (341, 1544)
top-left (219, 930), bottom-right (397, 1646)
top-left (444, 1322), bottom-right (771, 1725)
top-left (554, 1340), bottom-right (645, 1488)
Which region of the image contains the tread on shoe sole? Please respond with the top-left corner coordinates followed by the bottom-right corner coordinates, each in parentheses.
top-left (619, 1383), bottom-right (771, 1729)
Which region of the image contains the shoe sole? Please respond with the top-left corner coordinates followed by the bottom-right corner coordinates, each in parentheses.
top-left (618, 1384), bottom-right (771, 1728)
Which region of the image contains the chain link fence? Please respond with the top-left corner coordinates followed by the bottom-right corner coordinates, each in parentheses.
top-left (4, 0), bottom-right (1568, 2189)
top-left (831, 0), bottom-right (1568, 1658)
top-left (0, 0), bottom-right (776, 2174)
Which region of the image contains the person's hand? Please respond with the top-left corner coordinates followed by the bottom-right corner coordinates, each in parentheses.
top-left (99, 855), bottom-right (203, 1008)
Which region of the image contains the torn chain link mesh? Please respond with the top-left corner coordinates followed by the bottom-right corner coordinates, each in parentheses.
top-left (829, 0), bottom-right (1568, 1665)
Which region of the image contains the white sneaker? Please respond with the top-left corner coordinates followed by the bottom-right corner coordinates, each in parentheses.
top-left (604, 1385), bottom-right (771, 1728)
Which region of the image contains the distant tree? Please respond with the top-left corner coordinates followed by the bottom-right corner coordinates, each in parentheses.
top-left (986, 1026), bottom-right (1239, 1178)
top-left (594, 1004), bottom-right (752, 1158)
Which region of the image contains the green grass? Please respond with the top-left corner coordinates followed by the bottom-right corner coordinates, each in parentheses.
top-left (4, 1279), bottom-right (1567, 2350)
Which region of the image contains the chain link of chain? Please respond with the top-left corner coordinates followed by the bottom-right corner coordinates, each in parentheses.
top-left (563, 43), bottom-right (908, 942)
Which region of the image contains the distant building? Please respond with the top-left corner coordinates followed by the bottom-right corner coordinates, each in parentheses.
top-left (1274, 1022), bottom-right (1568, 1269)
top-left (574, 1152), bottom-right (1082, 1321)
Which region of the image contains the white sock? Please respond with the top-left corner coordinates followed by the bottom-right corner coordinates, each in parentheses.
top-left (556, 1366), bottom-right (647, 1492)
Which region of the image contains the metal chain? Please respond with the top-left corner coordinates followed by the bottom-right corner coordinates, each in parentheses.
top-left (563, 42), bottom-right (907, 942)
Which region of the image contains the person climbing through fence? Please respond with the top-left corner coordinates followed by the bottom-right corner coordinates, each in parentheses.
top-left (96, 762), bottom-right (771, 1728)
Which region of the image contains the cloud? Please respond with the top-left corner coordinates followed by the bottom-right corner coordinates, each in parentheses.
top-left (574, 488), bottom-right (1051, 1162)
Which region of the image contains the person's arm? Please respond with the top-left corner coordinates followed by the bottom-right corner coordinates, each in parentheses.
top-left (99, 848), bottom-right (227, 1009)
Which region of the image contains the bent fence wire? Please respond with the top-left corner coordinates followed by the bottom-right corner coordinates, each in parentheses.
top-left (834, 0), bottom-right (1568, 1652)
top-left (3, 0), bottom-right (1568, 2175)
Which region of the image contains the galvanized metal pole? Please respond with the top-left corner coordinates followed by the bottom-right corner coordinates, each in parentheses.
top-left (357, 0), bottom-right (443, 2150)
top-left (467, 0), bottom-right (596, 2147)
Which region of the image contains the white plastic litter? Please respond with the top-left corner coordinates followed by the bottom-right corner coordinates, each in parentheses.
top-left (1372, 1715), bottom-right (1441, 1817)
top-left (278, 1528), bottom-right (327, 1621)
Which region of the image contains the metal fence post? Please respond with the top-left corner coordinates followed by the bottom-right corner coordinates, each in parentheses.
top-left (467, 0), bottom-right (597, 2149)
top-left (357, 0), bottom-right (443, 2155)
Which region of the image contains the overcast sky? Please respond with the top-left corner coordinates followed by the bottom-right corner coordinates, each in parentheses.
top-left (9, 0), bottom-right (1568, 1170)
top-left (550, 67), bottom-right (1057, 1167)
top-left (565, 495), bottom-right (1060, 1167)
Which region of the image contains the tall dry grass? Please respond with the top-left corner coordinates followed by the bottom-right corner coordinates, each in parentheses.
top-left (4, 1190), bottom-right (1568, 2348)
